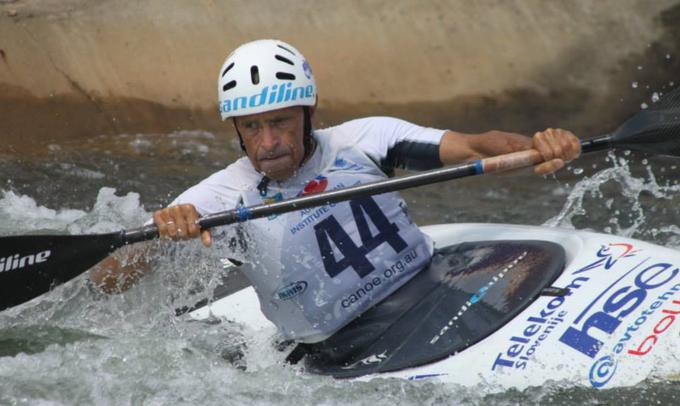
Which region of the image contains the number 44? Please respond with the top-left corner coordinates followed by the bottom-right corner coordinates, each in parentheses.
top-left (313, 196), bottom-right (408, 278)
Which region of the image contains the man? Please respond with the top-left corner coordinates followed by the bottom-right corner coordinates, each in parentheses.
top-left (91, 39), bottom-right (580, 345)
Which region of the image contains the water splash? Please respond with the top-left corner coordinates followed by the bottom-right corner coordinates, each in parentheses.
top-left (0, 187), bottom-right (241, 331)
top-left (545, 152), bottom-right (680, 248)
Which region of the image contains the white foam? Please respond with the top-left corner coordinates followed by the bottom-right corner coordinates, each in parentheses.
top-left (0, 190), bottom-right (87, 233)
top-left (0, 187), bottom-right (149, 235)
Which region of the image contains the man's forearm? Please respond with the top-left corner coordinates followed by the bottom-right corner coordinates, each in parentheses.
top-left (89, 244), bottom-right (152, 294)
top-left (439, 130), bottom-right (532, 165)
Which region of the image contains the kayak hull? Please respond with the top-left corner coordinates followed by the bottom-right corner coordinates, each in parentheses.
top-left (190, 223), bottom-right (680, 389)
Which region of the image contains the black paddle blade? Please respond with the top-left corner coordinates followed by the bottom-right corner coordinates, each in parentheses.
top-left (0, 232), bottom-right (124, 311)
top-left (610, 86), bottom-right (680, 157)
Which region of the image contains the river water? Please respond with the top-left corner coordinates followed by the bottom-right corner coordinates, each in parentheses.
top-left (1, 129), bottom-right (680, 405)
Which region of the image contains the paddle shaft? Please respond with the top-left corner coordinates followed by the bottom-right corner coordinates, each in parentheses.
top-left (3, 83), bottom-right (678, 312)
top-left (122, 135), bottom-right (613, 245)
top-left (0, 132), bottom-right (614, 312)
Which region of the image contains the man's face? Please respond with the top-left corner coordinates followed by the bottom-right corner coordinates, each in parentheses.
top-left (234, 106), bottom-right (306, 181)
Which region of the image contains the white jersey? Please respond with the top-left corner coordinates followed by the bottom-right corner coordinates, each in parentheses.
top-left (172, 117), bottom-right (445, 342)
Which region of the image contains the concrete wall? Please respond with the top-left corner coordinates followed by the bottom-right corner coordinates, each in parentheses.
top-left (1, 0), bottom-right (679, 154)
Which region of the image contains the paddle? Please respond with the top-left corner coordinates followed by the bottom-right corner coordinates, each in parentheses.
top-left (1, 87), bottom-right (679, 311)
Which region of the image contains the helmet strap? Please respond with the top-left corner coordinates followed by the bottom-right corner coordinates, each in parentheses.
top-left (233, 119), bottom-right (247, 152)
top-left (301, 106), bottom-right (315, 163)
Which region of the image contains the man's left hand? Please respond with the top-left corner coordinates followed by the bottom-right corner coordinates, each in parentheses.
top-left (531, 128), bottom-right (581, 176)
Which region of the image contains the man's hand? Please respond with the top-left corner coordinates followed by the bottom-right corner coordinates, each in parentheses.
top-left (531, 128), bottom-right (581, 176)
top-left (153, 204), bottom-right (212, 247)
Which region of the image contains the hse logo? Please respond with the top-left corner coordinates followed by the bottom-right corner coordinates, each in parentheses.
top-left (0, 250), bottom-right (51, 272)
top-left (559, 260), bottom-right (679, 358)
top-left (219, 84), bottom-right (315, 114)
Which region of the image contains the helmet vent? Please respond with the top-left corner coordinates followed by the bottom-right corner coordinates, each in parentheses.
top-left (222, 80), bottom-right (236, 92)
top-left (275, 55), bottom-right (294, 66)
top-left (250, 65), bottom-right (260, 85)
top-left (276, 44), bottom-right (295, 55)
top-left (221, 62), bottom-right (235, 77)
top-left (276, 72), bottom-right (296, 81)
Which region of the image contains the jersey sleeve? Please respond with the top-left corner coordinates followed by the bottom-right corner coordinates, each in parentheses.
top-left (169, 160), bottom-right (252, 216)
top-left (334, 117), bottom-right (446, 171)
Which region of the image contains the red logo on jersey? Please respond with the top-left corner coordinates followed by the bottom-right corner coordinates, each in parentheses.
top-left (300, 176), bottom-right (328, 196)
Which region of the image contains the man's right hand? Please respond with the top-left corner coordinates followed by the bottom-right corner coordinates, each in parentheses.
top-left (153, 204), bottom-right (212, 247)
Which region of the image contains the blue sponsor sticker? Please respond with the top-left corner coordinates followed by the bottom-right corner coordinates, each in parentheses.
top-left (589, 355), bottom-right (618, 388)
top-left (275, 281), bottom-right (308, 300)
top-left (303, 60), bottom-right (313, 79)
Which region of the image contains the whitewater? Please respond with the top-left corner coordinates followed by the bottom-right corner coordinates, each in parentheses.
top-left (1, 130), bottom-right (680, 405)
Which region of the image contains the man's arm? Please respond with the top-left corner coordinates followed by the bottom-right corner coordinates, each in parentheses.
top-left (341, 118), bottom-right (579, 175)
top-left (90, 204), bottom-right (211, 294)
top-left (439, 128), bottom-right (581, 175)
top-left (90, 244), bottom-right (153, 294)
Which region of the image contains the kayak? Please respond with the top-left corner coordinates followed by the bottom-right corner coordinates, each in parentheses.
top-left (189, 223), bottom-right (680, 389)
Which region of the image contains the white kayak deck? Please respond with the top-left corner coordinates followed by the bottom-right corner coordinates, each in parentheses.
top-left (190, 223), bottom-right (680, 389)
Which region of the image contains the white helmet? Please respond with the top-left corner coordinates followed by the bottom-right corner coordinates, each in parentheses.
top-left (217, 39), bottom-right (317, 120)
